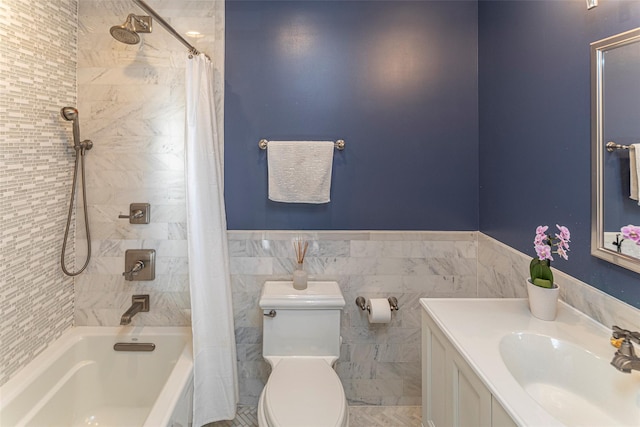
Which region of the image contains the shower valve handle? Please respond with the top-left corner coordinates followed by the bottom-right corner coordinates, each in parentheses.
top-left (122, 260), bottom-right (145, 281)
top-left (119, 210), bottom-right (144, 219)
top-left (118, 203), bottom-right (150, 224)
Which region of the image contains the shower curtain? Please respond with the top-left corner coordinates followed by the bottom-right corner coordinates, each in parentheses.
top-left (185, 53), bottom-right (238, 426)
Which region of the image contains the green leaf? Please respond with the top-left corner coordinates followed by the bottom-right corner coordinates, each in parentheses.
top-left (529, 258), bottom-right (554, 288)
top-left (532, 278), bottom-right (553, 288)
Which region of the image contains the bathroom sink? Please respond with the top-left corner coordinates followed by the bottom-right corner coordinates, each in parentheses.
top-left (499, 332), bottom-right (640, 426)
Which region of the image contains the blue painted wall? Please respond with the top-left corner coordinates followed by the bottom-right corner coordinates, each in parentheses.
top-left (225, 0), bottom-right (640, 308)
top-left (479, 0), bottom-right (640, 307)
top-left (225, 0), bottom-right (479, 230)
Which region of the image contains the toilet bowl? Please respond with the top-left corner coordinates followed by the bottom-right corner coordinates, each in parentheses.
top-left (257, 358), bottom-right (348, 427)
top-left (258, 281), bottom-right (348, 427)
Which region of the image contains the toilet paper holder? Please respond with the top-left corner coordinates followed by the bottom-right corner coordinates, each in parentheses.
top-left (355, 296), bottom-right (399, 312)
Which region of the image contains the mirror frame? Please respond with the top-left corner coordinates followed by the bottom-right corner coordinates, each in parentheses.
top-left (591, 27), bottom-right (640, 273)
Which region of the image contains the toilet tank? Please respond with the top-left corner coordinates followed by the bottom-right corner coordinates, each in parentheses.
top-left (260, 281), bottom-right (345, 359)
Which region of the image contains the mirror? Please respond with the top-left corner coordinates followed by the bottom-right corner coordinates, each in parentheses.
top-left (592, 28), bottom-right (640, 273)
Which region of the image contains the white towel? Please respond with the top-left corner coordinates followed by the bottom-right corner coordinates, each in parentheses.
top-left (630, 144), bottom-right (640, 202)
top-left (267, 140), bottom-right (334, 203)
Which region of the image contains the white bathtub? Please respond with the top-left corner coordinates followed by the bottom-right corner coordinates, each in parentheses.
top-left (0, 327), bottom-right (193, 427)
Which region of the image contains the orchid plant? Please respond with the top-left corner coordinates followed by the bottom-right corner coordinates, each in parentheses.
top-left (530, 224), bottom-right (571, 289)
top-left (621, 225), bottom-right (640, 245)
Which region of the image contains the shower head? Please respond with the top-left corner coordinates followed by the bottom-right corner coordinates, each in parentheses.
top-left (60, 106), bottom-right (93, 152)
top-left (60, 106), bottom-right (81, 149)
top-left (110, 25), bottom-right (140, 45)
top-left (60, 107), bottom-right (78, 122)
top-left (110, 14), bottom-right (152, 45)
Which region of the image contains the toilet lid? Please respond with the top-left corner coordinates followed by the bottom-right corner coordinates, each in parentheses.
top-left (264, 358), bottom-right (347, 427)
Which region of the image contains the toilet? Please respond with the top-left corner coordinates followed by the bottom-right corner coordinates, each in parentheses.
top-left (257, 281), bottom-right (349, 427)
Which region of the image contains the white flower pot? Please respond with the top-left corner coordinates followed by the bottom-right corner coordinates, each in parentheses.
top-left (526, 279), bottom-right (560, 321)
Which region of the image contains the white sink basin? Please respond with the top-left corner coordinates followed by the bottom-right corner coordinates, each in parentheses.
top-left (500, 332), bottom-right (640, 426)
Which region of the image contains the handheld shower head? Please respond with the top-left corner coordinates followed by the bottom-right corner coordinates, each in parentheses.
top-left (60, 106), bottom-right (78, 122)
top-left (61, 106), bottom-right (80, 147)
top-left (60, 107), bottom-right (92, 152)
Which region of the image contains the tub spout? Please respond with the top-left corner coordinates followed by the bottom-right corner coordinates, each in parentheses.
top-left (120, 295), bottom-right (150, 325)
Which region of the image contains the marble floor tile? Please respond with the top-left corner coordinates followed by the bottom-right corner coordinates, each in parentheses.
top-left (349, 405), bottom-right (422, 427)
top-left (206, 405), bottom-right (422, 427)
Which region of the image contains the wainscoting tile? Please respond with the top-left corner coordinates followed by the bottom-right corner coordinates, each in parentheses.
top-left (229, 230), bottom-right (477, 406)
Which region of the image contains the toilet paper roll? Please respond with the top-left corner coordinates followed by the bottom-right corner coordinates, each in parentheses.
top-left (367, 298), bottom-right (391, 323)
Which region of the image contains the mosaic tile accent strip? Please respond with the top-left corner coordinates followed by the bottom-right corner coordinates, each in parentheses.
top-left (0, 0), bottom-right (77, 386)
top-left (228, 230), bottom-right (477, 406)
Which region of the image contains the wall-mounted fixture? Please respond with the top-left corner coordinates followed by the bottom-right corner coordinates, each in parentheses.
top-left (258, 138), bottom-right (346, 151)
top-left (586, 0), bottom-right (598, 10)
top-left (109, 2), bottom-right (207, 57)
top-left (355, 296), bottom-right (399, 312)
top-left (120, 295), bottom-right (150, 325)
top-left (109, 14), bottom-right (152, 45)
top-left (123, 249), bottom-right (155, 281)
top-left (118, 203), bottom-right (150, 224)
top-left (591, 28), bottom-right (640, 274)
top-left (355, 296), bottom-right (399, 324)
top-left (59, 106), bottom-right (93, 277)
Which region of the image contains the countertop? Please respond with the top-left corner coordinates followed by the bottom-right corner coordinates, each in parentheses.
top-left (419, 298), bottom-right (626, 427)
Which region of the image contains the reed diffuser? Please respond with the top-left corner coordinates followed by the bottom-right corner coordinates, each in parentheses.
top-left (292, 238), bottom-right (309, 290)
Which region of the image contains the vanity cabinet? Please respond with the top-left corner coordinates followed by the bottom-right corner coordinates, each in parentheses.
top-left (421, 310), bottom-right (516, 427)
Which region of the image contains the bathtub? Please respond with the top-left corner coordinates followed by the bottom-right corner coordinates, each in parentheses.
top-left (0, 327), bottom-right (193, 427)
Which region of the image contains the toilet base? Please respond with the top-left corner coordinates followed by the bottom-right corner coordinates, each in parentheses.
top-left (257, 387), bottom-right (268, 427)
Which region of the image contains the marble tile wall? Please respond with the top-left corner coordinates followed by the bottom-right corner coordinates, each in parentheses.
top-left (231, 231), bottom-right (640, 407)
top-left (228, 230), bottom-right (478, 406)
top-left (0, 0), bottom-right (77, 386)
top-left (74, 0), bottom-right (223, 326)
top-left (477, 233), bottom-right (640, 331)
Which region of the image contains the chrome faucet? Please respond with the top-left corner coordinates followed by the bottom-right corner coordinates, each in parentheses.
top-left (122, 260), bottom-right (145, 281)
top-left (120, 295), bottom-right (150, 325)
top-left (610, 325), bottom-right (640, 373)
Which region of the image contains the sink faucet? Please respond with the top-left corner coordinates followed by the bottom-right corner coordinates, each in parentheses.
top-left (610, 325), bottom-right (640, 373)
top-left (120, 295), bottom-right (150, 325)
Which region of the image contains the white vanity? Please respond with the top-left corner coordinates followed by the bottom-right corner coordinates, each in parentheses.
top-left (420, 298), bottom-right (640, 427)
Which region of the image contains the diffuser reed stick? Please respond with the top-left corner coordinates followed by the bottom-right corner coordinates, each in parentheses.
top-left (292, 238), bottom-right (309, 290)
top-left (293, 239), bottom-right (309, 265)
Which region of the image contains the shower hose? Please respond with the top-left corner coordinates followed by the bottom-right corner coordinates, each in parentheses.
top-left (61, 145), bottom-right (91, 276)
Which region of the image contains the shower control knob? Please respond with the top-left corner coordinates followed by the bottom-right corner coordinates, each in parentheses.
top-left (118, 203), bottom-right (150, 224)
top-left (119, 210), bottom-right (144, 219)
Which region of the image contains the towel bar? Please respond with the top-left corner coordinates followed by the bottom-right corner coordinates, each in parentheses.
top-left (258, 139), bottom-right (345, 151)
top-left (607, 141), bottom-right (631, 152)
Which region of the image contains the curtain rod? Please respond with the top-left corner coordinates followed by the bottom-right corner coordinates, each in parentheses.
top-left (132, 0), bottom-right (205, 57)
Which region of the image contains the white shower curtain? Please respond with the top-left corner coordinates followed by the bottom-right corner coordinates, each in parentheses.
top-left (185, 53), bottom-right (238, 426)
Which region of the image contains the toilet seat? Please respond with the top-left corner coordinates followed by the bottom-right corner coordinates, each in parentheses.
top-left (262, 358), bottom-right (348, 427)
